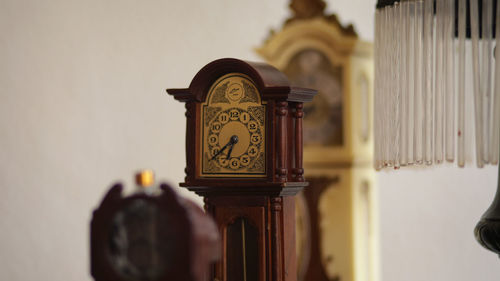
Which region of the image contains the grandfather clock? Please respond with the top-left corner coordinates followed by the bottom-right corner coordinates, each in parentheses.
top-left (167, 58), bottom-right (316, 281)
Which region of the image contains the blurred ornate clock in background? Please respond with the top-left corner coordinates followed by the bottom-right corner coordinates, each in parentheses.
top-left (257, 1), bottom-right (379, 281)
top-left (284, 49), bottom-right (343, 146)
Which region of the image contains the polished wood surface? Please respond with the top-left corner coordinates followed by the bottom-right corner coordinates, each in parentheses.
top-left (301, 177), bottom-right (340, 281)
top-left (167, 58), bottom-right (316, 194)
top-left (90, 183), bottom-right (220, 281)
top-left (168, 58), bottom-right (316, 281)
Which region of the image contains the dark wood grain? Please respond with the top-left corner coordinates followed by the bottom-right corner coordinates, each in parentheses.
top-left (271, 197), bottom-right (283, 281)
top-left (166, 58), bottom-right (316, 189)
top-left (167, 58), bottom-right (316, 281)
top-left (293, 103), bottom-right (304, 182)
top-left (282, 196), bottom-right (297, 281)
top-left (90, 183), bottom-right (220, 281)
top-left (301, 176), bottom-right (340, 281)
top-left (277, 101), bottom-right (289, 183)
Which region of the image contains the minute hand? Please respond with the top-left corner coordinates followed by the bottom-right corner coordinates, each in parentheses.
top-left (211, 135), bottom-right (239, 161)
top-left (226, 143), bottom-right (235, 160)
top-left (226, 135), bottom-right (239, 159)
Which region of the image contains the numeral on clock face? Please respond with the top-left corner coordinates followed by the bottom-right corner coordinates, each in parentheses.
top-left (206, 108), bottom-right (263, 171)
top-left (200, 73), bottom-right (266, 177)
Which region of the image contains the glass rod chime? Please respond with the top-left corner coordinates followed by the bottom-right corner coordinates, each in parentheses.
top-left (375, 0), bottom-right (500, 258)
top-left (374, 0), bottom-right (499, 170)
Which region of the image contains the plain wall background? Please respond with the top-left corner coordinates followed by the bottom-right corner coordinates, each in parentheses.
top-left (1, 0), bottom-right (499, 280)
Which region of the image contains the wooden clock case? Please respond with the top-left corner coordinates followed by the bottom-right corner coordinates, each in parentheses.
top-left (168, 58), bottom-right (316, 196)
top-left (168, 58), bottom-right (316, 281)
top-left (90, 182), bottom-right (220, 281)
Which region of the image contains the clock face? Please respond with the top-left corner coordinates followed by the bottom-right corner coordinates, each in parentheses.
top-left (200, 73), bottom-right (266, 177)
top-left (284, 49), bottom-right (343, 146)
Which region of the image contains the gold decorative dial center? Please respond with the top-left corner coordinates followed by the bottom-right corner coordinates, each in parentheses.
top-left (218, 121), bottom-right (250, 158)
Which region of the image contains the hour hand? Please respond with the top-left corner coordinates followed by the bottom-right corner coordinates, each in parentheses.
top-left (210, 135), bottom-right (239, 161)
top-left (210, 143), bottom-right (229, 161)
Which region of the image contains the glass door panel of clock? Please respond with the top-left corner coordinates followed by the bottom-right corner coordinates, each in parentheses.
top-left (200, 73), bottom-right (266, 177)
top-left (283, 49), bottom-right (344, 146)
top-left (226, 217), bottom-right (259, 281)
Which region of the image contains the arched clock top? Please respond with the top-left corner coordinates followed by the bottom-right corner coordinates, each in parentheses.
top-left (205, 73), bottom-right (262, 105)
top-left (167, 58), bottom-right (315, 103)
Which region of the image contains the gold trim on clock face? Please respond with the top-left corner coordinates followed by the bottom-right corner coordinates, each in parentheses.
top-left (200, 73), bottom-right (266, 178)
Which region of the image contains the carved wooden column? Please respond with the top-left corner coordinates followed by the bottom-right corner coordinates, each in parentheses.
top-left (293, 103), bottom-right (304, 182)
top-left (271, 197), bottom-right (283, 281)
top-left (184, 101), bottom-right (196, 182)
top-left (277, 101), bottom-right (289, 182)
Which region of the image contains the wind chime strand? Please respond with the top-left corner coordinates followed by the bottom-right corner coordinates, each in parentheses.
top-left (374, 0), bottom-right (500, 170)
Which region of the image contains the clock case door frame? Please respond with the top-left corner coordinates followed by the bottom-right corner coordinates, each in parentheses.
top-left (211, 197), bottom-right (267, 281)
top-left (168, 58), bottom-right (316, 196)
top-left (205, 195), bottom-right (297, 281)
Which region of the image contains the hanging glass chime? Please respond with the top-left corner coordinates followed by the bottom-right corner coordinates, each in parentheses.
top-left (375, 0), bottom-right (500, 258)
top-left (374, 0), bottom-right (499, 170)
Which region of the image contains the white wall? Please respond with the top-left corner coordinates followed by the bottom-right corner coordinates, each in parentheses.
top-left (0, 0), bottom-right (498, 280)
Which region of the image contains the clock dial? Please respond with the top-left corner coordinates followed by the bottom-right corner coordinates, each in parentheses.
top-left (200, 73), bottom-right (266, 177)
top-left (284, 49), bottom-right (343, 146)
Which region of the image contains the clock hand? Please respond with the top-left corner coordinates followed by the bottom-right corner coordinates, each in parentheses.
top-left (226, 145), bottom-right (234, 160)
top-left (210, 141), bottom-right (231, 161)
top-left (210, 135), bottom-right (238, 161)
top-left (226, 136), bottom-right (238, 160)
top-left (226, 135), bottom-right (239, 159)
